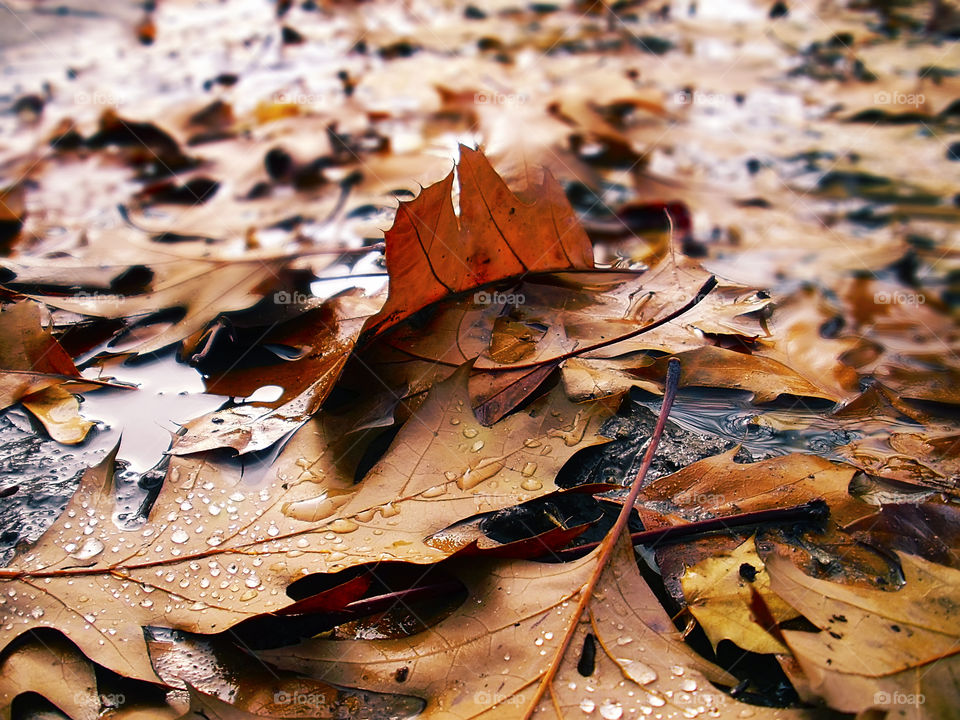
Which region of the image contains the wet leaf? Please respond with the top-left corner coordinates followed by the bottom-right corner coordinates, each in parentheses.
top-left (170, 293), bottom-right (380, 455)
top-left (0, 302), bottom-right (84, 410)
top-left (360, 145), bottom-right (594, 341)
top-left (0, 633), bottom-right (99, 720)
top-left (264, 534), bottom-right (815, 719)
top-left (681, 536), bottom-right (799, 655)
top-left (21, 385), bottom-right (95, 445)
top-left (0, 365), bottom-right (615, 683)
top-left (767, 552), bottom-right (960, 714)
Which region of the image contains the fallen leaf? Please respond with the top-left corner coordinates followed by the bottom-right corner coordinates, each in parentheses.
top-left (0, 365), bottom-right (615, 683)
top-left (263, 534), bottom-right (816, 719)
top-left (681, 536), bottom-right (800, 655)
top-left (0, 633), bottom-right (99, 720)
top-left (631, 346), bottom-right (841, 403)
top-left (360, 145), bottom-right (594, 340)
top-left (21, 385), bottom-right (95, 445)
top-left (170, 293), bottom-right (380, 455)
top-left (0, 301), bottom-right (84, 410)
top-left (767, 551), bottom-right (960, 714)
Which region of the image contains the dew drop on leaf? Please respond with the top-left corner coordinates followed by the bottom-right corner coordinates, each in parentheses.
top-left (619, 659), bottom-right (657, 685)
top-left (171, 529), bottom-right (189, 544)
top-left (520, 477), bottom-right (542, 491)
top-left (69, 538), bottom-right (104, 560)
top-left (599, 702), bottom-right (623, 720)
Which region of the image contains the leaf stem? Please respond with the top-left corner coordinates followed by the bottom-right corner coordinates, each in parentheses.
top-left (524, 357), bottom-right (682, 717)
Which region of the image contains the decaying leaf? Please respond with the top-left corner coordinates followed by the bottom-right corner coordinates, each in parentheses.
top-left (0, 633), bottom-right (99, 720)
top-left (170, 293), bottom-right (380, 455)
top-left (265, 534), bottom-right (816, 719)
top-left (21, 385), bottom-right (95, 445)
top-left (0, 301), bottom-right (85, 410)
top-left (767, 552), bottom-right (960, 715)
top-left (360, 145), bottom-right (594, 341)
top-left (0, 365), bottom-right (615, 683)
top-left (681, 536), bottom-right (799, 655)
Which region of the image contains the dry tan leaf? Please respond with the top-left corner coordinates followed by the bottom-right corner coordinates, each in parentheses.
top-left (633, 346), bottom-right (840, 403)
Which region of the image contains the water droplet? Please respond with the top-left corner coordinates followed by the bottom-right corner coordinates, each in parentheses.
top-left (524, 438), bottom-right (541, 448)
top-left (140, 599), bottom-right (154, 608)
top-left (239, 589), bottom-right (258, 601)
top-left (521, 462), bottom-right (537, 477)
top-left (462, 427), bottom-right (478, 438)
top-left (282, 492), bottom-right (350, 522)
top-left (171, 529), bottom-right (189, 544)
top-left (680, 679), bottom-right (698, 692)
top-left (422, 485), bottom-right (446, 498)
top-left (69, 538), bottom-right (104, 561)
top-left (646, 694), bottom-right (665, 707)
top-left (580, 699), bottom-right (596, 713)
top-left (450, 418), bottom-right (461, 426)
top-left (616, 636), bottom-right (633, 646)
top-left (599, 702), bottom-right (623, 720)
top-left (29, 607), bottom-right (44, 619)
top-left (330, 519), bottom-right (358, 533)
top-left (470, 440), bottom-right (484, 453)
top-left (620, 659), bottom-right (657, 685)
top-left (245, 575), bottom-right (260, 588)
top-left (457, 459), bottom-right (503, 490)
top-left (357, 508), bottom-right (378, 522)
top-left (670, 666), bottom-right (685, 676)
top-left (535, 637), bottom-right (544, 646)
top-left (520, 477), bottom-right (542, 491)
top-left (267, 524), bottom-right (280, 537)
top-left (208, 505), bottom-right (222, 516)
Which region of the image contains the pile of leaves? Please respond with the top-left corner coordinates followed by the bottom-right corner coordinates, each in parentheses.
top-left (0, 0), bottom-right (958, 718)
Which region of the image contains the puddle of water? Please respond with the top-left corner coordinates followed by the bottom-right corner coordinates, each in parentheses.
top-left (80, 351), bottom-right (227, 473)
top-left (637, 388), bottom-right (869, 459)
